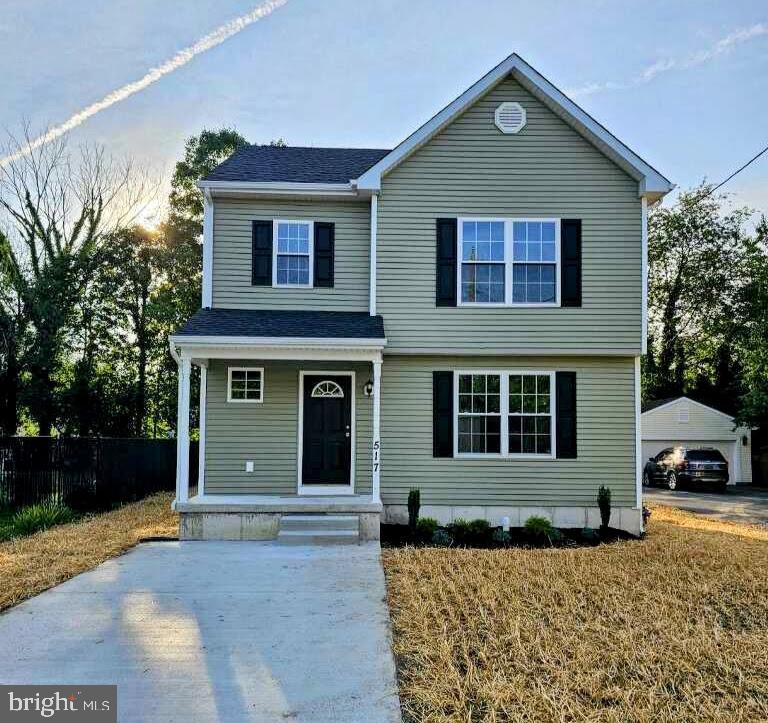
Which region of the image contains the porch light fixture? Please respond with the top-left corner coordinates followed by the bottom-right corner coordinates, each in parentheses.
top-left (363, 379), bottom-right (374, 397)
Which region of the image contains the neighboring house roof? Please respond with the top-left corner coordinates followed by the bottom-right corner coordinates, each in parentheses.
top-left (198, 54), bottom-right (672, 201)
top-left (641, 397), bottom-right (681, 414)
top-left (175, 308), bottom-right (386, 340)
top-left (641, 396), bottom-right (734, 422)
top-left (202, 146), bottom-right (390, 184)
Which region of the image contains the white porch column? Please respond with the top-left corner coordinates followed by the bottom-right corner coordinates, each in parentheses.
top-left (372, 358), bottom-right (382, 503)
top-left (197, 364), bottom-right (207, 495)
top-left (175, 354), bottom-right (192, 505)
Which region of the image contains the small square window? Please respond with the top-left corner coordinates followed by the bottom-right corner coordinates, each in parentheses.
top-left (228, 368), bottom-right (264, 403)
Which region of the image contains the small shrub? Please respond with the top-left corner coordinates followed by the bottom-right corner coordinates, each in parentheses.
top-left (580, 527), bottom-right (600, 544)
top-left (524, 515), bottom-right (561, 545)
top-left (492, 528), bottom-right (510, 546)
top-left (431, 529), bottom-right (453, 547)
top-left (407, 489), bottom-right (421, 536)
top-left (449, 518), bottom-right (492, 546)
top-left (598, 485), bottom-right (612, 530)
top-left (416, 517), bottom-right (439, 540)
top-left (11, 502), bottom-right (76, 537)
top-left (448, 518), bottom-right (472, 545)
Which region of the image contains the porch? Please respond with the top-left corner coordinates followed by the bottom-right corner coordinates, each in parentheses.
top-left (169, 309), bottom-right (386, 541)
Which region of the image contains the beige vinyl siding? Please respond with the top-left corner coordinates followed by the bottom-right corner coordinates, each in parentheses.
top-left (380, 355), bottom-right (637, 507)
top-left (376, 74), bottom-right (642, 354)
top-left (642, 399), bottom-right (751, 484)
top-left (204, 360), bottom-right (372, 494)
top-left (212, 198), bottom-right (370, 311)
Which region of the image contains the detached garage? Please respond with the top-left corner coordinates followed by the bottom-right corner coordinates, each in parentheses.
top-left (641, 397), bottom-right (752, 486)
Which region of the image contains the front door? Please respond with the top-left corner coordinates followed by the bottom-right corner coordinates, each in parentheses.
top-left (301, 374), bottom-right (352, 486)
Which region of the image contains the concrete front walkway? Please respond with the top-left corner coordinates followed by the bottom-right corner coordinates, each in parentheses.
top-left (0, 541), bottom-right (402, 723)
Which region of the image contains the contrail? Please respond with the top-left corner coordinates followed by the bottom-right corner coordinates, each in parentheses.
top-left (568, 22), bottom-right (768, 98)
top-left (0, 0), bottom-right (288, 167)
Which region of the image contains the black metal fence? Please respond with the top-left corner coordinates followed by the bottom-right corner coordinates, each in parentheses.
top-left (0, 437), bottom-right (198, 510)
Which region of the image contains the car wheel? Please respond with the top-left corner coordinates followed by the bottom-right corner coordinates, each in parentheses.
top-left (667, 472), bottom-right (678, 491)
top-left (642, 471), bottom-right (652, 487)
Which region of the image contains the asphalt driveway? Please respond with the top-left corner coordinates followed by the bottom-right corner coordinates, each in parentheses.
top-left (644, 486), bottom-right (768, 526)
top-left (0, 541), bottom-right (401, 723)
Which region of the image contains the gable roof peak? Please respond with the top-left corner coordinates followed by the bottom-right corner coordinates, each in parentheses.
top-left (355, 53), bottom-right (672, 202)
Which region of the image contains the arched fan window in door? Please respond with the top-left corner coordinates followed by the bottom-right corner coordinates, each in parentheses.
top-left (311, 380), bottom-right (344, 398)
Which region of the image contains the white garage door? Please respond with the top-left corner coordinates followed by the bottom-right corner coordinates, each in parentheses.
top-left (642, 440), bottom-right (736, 484)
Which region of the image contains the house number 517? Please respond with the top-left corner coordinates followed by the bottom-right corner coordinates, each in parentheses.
top-left (373, 439), bottom-right (380, 471)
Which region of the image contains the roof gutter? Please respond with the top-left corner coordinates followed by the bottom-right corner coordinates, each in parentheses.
top-left (169, 334), bottom-right (386, 349)
top-left (197, 180), bottom-right (362, 198)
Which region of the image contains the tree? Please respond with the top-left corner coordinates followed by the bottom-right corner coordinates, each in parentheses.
top-left (733, 216), bottom-right (768, 427)
top-left (168, 128), bottom-right (248, 229)
top-left (0, 132), bottom-right (149, 434)
top-left (646, 185), bottom-right (752, 401)
top-left (93, 226), bottom-right (158, 435)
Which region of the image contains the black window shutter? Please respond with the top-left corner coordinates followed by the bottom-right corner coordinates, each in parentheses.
top-left (433, 371), bottom-right (454, 457)
top-left (435, 218), bottom-right (457, 307)
top-left (313, 222), bottom-right (335, 288)
top-left (556, 371), bottom-right (577, 459)
top-left (251, 220), bottom-right (273, 286)
top-left (561, 219), bottom-right (582, 307)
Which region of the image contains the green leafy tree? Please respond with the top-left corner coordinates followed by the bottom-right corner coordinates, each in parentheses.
top-left (734, 216), bottom-right (768, 427)
top-left (647, 185), bottom-right (751, 402)
top-left (168, 128), bottom-right (249, 228)
top-left (0, 136), bottom-right (149, 434)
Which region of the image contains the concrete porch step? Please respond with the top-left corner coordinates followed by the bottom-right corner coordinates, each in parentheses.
top-left (278, 513), bottom-right (360, 544)
top-left (279, 514), bottom-right (359, 531)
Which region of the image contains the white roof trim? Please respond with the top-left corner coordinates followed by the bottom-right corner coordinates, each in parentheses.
top-left (170, 335), bottom-right (386, 349)
top-left (197, 180), bottom-right (361, 199)
top-left (642, 396), bottom-right (735, 423)
top-left (354, 53), bottom-right (673, 201)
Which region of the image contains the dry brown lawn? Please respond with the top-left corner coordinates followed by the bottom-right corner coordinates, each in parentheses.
top-left (0, 492), bottom-right (177, 612)
top-left (383, 505), bottom-right (768, 723)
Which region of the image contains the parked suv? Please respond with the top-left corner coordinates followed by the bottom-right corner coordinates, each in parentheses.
top-left (643, 447), bottom-right (729, 492)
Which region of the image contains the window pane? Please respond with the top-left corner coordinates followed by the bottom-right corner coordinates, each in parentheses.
top-left (461, 263), bottom-right (504, 303)
top-left (459, 374), bottom-right (471, 393)
top-left (537, 375), bottom-right (550, 394)
top-left (509, 375), bottom-right (522, 394)
top-left (463, 221), bottom-right (476, 242)
top-left (541, 222), bottom-right (555, 242)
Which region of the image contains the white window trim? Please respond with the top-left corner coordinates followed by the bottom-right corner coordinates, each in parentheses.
top-left (227, 366), bottom-right (264, 404)
top-left (453, 369), bottom-right (556, 460)
top-left (456, 217), bottom-right (561, 308)
top-left (272, 219), bottom-right (314, 288)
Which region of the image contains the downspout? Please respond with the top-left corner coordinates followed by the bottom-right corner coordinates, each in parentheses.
top-left (202, 188), bottom-right (214, 308)
top-left (369, 193), bottom-right (378, 316)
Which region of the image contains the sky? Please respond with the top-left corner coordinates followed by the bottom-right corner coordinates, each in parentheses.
top-left (2, 1), bottom-right (767, 224)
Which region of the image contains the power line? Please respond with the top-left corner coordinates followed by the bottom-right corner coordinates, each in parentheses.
top-left (686, 142), bottom-right (768, 207)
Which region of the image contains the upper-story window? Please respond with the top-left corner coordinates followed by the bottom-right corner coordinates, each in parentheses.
top-left (458, 218), bottom-right (559, 306)
top-left (274, 220), bottom-right (313, 287)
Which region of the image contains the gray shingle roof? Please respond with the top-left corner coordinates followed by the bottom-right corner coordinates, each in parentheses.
top-left (641, 397), bottom-right (680, 413)
top-left (203, 145), bottom-right (390, 184)
top-left (175, 308), bottom-right (385, 340)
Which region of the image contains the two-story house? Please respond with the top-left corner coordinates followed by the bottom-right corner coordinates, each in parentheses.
top-left (169, 53), bottom-right (672, 541)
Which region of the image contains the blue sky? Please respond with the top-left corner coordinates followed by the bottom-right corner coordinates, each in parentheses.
top-left (2, 1), bottom-right (767, 220)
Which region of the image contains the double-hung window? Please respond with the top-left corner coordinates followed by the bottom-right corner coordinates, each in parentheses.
top-left (458, 218), bottom-right (559, 306)
top-left (274, 220), bottom-right (312, 287)
top-left (455, 371), bottom-right (555, 457)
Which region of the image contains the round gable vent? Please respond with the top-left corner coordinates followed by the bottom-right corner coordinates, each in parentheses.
top-left (494, 102), bottom-right (526, 134)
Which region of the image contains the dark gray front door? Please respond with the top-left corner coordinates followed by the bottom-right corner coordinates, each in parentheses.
top-left (302, 375), bottom-right (352, 485)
